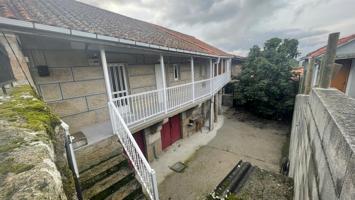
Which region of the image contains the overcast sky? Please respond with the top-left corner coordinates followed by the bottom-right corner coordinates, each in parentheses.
top-left (78, 0), bottom-right (355, 57)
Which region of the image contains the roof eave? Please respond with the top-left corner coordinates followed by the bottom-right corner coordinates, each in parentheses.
top-left (0, 17), bottom-right (232, 59)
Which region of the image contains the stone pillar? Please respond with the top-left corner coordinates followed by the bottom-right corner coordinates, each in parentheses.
top-left (209, 98), bottom-right (215, 130)
top-left (304, 58), bottom-right (315, 94)
top-left (214, 94), bottom-right (218, 122)
top-left (318, 32), bottom-right (339, 88)
top-left (143, 123), bottom-right (163, 162)
top-left (218, 90), bottom-right (223, 115)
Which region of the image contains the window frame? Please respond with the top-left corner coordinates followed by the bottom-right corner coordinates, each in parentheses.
top-left (173, 64), bottom-right (180, 81)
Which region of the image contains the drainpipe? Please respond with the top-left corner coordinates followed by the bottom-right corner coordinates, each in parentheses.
top-left (61, 121), bottom-right (83, 200)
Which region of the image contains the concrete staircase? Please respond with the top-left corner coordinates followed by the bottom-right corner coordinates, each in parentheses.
top-left (74, 135), bottom-right (146, 200)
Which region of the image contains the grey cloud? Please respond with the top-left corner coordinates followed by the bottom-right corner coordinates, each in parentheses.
top-left (78, 0), bottom-right (355, 56)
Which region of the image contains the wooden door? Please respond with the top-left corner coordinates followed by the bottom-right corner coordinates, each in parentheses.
top-left (161, 121), bottom-right (171, 150)
top-left (160, 114), bottom-right (181, 151)
top-left (170, 115), bottom-right (181, 144)
top-left (331, 60), bottom-right (352, 92)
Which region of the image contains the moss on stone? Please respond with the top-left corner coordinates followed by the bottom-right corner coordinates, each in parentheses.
top-left (0, 85), bottom-right (60, 136)
top-left (0, 85), bottom-right (75, 199)
top-left (0, 158), bottom-right (35, 174)
top-left (0, 137), bottom-right (25, 153)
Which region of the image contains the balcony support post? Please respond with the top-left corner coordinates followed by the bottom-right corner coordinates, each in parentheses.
top-left (100, 49), bottom-right (113, 102)
top-left (160, 54), bottom-right (168, 113)
top-left (191, 56), bottom-right (195, 102)
top-left (209, 58), bottom-right (213, 95)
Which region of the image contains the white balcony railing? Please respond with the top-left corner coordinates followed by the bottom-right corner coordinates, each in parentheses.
top-left (113, 73), bottom-right (230, 127)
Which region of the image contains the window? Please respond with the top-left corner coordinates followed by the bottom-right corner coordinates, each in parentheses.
top-left (173, 64), bottom-right (180, 80)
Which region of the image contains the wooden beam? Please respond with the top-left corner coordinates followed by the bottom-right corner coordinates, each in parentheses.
top-left (304, 58), bottom-right (315, 94)
top-left (318, 32), bottom-right (340, 88)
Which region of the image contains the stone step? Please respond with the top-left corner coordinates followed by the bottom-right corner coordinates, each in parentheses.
top-left (82, 165), bottom-right (133, 200)
top-left (75, 135), bottom-right (123, 172)
top-left (80, 155), bottom-right (129, 190)
top-left (104, 178), bottom-right (144, 200)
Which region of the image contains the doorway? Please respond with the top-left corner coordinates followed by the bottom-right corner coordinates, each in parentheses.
top-left (161, 114), bottom-right (182, 150)
top-left (108, 63), bottom-right (129, 113)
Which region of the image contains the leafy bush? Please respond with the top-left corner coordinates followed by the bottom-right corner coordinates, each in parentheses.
top-left (234, 38), bottom-right (299, 120)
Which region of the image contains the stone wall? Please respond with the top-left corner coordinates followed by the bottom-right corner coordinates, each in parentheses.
top-left (0, 85), bottom-right (74, 199)
top-left (289, 88), bottom-right (355, 200)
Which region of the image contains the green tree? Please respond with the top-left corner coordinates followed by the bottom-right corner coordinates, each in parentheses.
top-left (234, 38), bottom-right (299, 120)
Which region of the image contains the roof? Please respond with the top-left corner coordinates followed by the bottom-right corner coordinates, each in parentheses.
top-left (307, 33), bottom-right (355, 58)
top-left (0, 0), bottom-right (231, 57)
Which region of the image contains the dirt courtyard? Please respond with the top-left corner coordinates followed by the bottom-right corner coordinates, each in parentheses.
top-left (158, 108), bottom-right (290, 200)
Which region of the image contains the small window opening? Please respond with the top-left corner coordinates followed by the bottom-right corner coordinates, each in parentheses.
top-left (173, 64), bottom-right (180, 80)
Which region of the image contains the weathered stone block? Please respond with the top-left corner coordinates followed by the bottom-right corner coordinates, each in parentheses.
top-left (86, 94), bottom-right (107, 110)
top-left (75, 135), bottom-right (123, 172)
top-left (61, 79), bottom-right (105, 98)
top-left (48, 97), bottom-right (88, 117)
top-left (129, 74), bottom-right (155, 89)
top-left (45, 50), bottom-right (89, 67)
top-left (29, 50), bottom-right (46, 66)
top-left (62, 111), bottom-right (96, 133)
top-left (40, 83), bottom-right (62, 101)
top-left (32, 67), bottom-right (73, 84)
top-left (72, 66), bottom-right (103, 81)
top-left (127, 65), bottom-right (155, 76)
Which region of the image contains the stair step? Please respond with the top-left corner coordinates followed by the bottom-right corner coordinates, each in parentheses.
top-left (80, 154), bottom-right (127, 185)
top-left (104, 178), bottom-right (143, 200)
top-left (83, 166), bottom-right (133, 200)
top-left (75, 135), bottom-right (123, 172)
top-left (81, 156), bottom-right (129, 190)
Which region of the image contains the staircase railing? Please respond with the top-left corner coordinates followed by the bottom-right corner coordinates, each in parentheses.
top-left (107, 71), bottom-right (230, 200)
top-left (108, 102), bottom-right (159, 200)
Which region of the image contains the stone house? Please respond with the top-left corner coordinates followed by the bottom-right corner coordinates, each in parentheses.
top-left (0, 0), bottom-right (232, 199)
top-left (302, 33), bottom-right (355, 98)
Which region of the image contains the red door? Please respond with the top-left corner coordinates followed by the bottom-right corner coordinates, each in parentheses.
top-left (170, 115), bottom-right (181, 144)
top-left (161, 122), bottom-right (172, 150)
top-left (161, 114), bottom-right (181, 151)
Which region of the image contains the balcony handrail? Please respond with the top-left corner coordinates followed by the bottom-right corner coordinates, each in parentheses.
top-left (112, 72), bottom-right (230, 126)
top-left (166, 81), bottom-right (193, 89)
top-left (108, 102), bottom-right (159, 200)
top-left (113, 88), bottom-right (164, 100)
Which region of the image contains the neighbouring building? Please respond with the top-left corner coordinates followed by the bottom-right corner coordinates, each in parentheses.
top-left (301, 33), bottom-right (355, 98)
top-left (231, 55), bottom-right (245, 78)
top-left (0, 0), bottom-right (232, 199)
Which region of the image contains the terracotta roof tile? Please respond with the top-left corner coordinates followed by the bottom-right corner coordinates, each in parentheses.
top-left (307, 33), bottom-right (355, 58)
top-left (0, 0), bottom-right (230, 56)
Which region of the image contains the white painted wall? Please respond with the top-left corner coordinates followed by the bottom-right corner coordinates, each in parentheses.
top-left (345, 59), bottom-right (355, 98)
